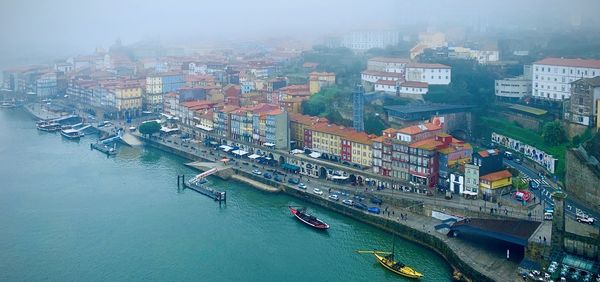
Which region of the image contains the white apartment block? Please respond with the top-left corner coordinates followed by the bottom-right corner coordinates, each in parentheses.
top-left (341, 31), bottom-right (400, 52)
top-left (361, 70), bottom-right (404, 84)
top-left (405, 63), bottom-right (451, 85)
top-left (532, 58), bottom-right (600, 101)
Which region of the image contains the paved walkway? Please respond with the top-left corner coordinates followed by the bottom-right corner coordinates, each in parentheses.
top-left (23, 103), bottom-right (63, 120)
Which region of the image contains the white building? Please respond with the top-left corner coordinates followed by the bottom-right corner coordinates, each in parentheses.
top-left (374, 80), bottom-right (397, 93)
top-left (399, 81), bottom-right (428, 96)
top-left (361, 70), bottom-right (404, 84)
top-left (35, 72), bottom-right (58, 98)
top-left (532, 57), bottom-right (600, 101)
top-left (341, 31), bottom-right (400, 52)
top-left (405, 63), bottom-right (451, 85)
top-left (495, 76), bottom-right (532, 100)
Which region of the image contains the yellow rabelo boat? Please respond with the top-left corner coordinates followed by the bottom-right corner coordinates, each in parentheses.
top-left (356, 245), bottom-right (423, 279)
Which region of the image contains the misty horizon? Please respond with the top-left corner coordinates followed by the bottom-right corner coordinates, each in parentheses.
top-left (1, 0), bottom-right (600, 68)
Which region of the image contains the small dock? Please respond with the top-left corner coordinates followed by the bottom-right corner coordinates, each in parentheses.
top-left (90, 142), bottom-right (117, 156)
top-left (178, 173), bottom-right (226, 202)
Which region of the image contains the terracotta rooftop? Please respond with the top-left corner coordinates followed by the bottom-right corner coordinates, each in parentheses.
top-left (534, 57), bottom-right (600, 69)
top-left (375, 79), bottom-right (397, 86)
top-left (398, 122), bottom-right (442, 135)
top-left (477, 149), bottom-right (500, 157)
top-left (401, 81), bottom-right (429, 88)
top-left (182, 100), bottom-right (217, 110)
top-left (309, 123), bottom-right (374, 145)
top-left (480, 170), bottom-right (512, 182)
top-left (289, 112), bottom-right (328, 125)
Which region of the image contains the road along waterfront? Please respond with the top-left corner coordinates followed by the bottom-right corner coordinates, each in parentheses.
top-left (0, 109), bottom-right (452, 281)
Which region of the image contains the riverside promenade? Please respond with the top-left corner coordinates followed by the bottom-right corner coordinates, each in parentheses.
top-left (23, 103), bottom-right (63, 120)
top-left (137, 133), bottom-right (521, 282)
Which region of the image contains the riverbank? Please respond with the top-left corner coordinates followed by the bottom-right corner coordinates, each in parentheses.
top-left (137, 134), bottom-right (516, 281)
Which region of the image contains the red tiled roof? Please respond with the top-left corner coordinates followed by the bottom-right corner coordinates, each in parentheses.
top-left (401, 81), bottom-right (429, 88)
top-left (289, 113), bottom-right (328, 125)
top-left (375, 79), bottom-right (397, 86)
top-left (480, 170), bottom-right (512, 182)
top-left (182, 100), bottom-right (217, 109)
top-left (477, 149), bottom-right (500, 157)
top-left (398, 122), bottom-right (441, 135)
top-left (406, 63), bottom-right (451, 69)
top-left (534, 57), bottom-right (600, 69)
top-left (309, 123), bottom-right (374, 145)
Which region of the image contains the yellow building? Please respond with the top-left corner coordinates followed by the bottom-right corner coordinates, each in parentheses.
top-left (289, 113), bottom-right (328, 149)
top-left (115, 84), bottom-right (142, 112)
top-left (308, 122), bottom-right (374, 167)
top-left (309, 72), bottom-right (336, 94)
top-left (479, 170), bottom-right (512, 200)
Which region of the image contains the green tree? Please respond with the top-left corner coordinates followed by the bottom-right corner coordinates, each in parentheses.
top-left (364, 113), bottom-right (386, 135)
top-left (542, 121), bottom-right (567, 146)
top-left (139, 121), bottom-right (161, 137)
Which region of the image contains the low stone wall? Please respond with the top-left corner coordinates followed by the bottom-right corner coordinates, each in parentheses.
top-left (283, 187), bottom-right (494, 282)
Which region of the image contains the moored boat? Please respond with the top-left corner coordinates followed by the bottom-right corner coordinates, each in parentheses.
top-left (37, 122), bottom-right (61, 132)
top-left (61, 128), bottom-right (82, 140)
top-left (0, 101), bottom-right (16, 108)
top-left (356, 237), bottom-right (423, 279)
top-left (288, 206), bottom-right (329, 230)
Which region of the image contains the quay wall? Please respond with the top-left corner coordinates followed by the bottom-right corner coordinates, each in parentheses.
top-left (139, 136), bottom-right (493, 282)
top-left (282, 187), bottom-right (493, 282)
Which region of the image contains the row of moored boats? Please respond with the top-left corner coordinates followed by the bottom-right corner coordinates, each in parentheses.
top-left (36, 120), bottom-right (83, 139)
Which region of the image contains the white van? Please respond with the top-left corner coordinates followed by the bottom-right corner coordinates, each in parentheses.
top-left (544, 212), bottom-right (553, 221)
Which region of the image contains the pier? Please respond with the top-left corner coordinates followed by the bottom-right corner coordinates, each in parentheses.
top-left (90, 142), bottom-right (117, 156)
top-left (178, 173), bottom-right (226, 202)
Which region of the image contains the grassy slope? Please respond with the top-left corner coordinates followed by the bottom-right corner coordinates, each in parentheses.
top-left (481, 116), bottom-right (566, 179)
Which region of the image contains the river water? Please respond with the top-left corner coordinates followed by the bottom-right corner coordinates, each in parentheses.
top-left (0, 109), bottom-right (451, 281)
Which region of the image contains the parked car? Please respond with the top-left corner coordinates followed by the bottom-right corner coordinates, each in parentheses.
top-left (353, 202), bottom-right (368, 210)
top-left (298, 183), bottom-right (307, 189)
top-left (328, 194), bottom-right (339, 201)
top-left (252, 169), bottom-right (262, 175)
top-left (370, 197), bottom-right (383, 205)
top-left (368, 207), bottom-right (381, 214)
top-left (515, 158), bottom-right (522, 164)
top-left (274, 175), bottom-right (283, 182)
top-left (263, 172), bottom-right (272, 179)
top-left (353, 195), bottom-right (365, 202)
top-left (577, 215), bottom-right (595, 225)
top-left (313, 188), bottom-right (323, 195)
top-left (288, 178), bottom-right (300, 185)
top-left (342, 199), bottom-right (354, 206)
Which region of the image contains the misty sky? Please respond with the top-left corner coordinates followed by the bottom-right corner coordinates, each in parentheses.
top-left (1, 0), bottom-right (599, 67)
